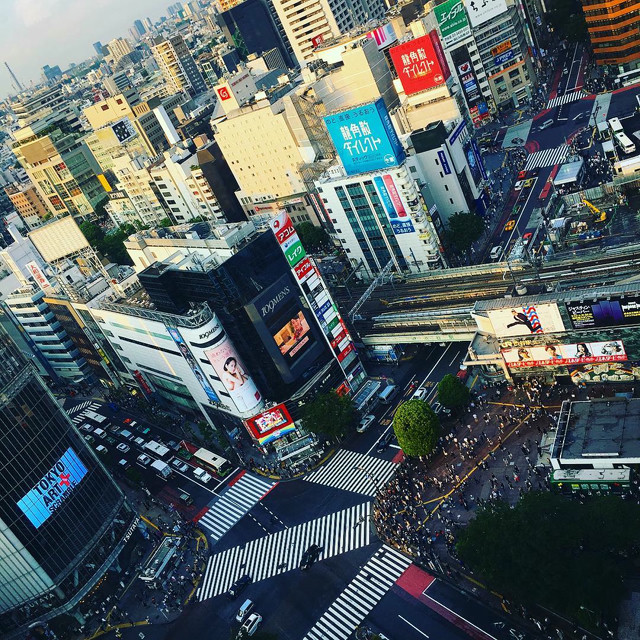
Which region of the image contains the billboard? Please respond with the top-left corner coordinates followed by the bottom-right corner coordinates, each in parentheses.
top-left (488, 304), bottom-right (565, 337)
top-left (204, 337), bottom-right (262, 413)
top-left (450, 45), bottom-right (490, 126)
top-left (25, 261), bottom-right (53, 292)
top-left (17, 447), bottom-right (88, 528)
top-left (245, 404), bottom-right (296, 445)
top-left (491, 40), bottom-right (512, 57)
top-left (502, 340), bottom-right (627, 369)
top-left (269, 210), bottom-right (306, 268)
top-left (167, 327), bottom-right (220, 403)
top-left (434, 0), bottom-right (471, 46)
top-left (569, 362), bottom-right (640, 384)
top-left (464, 0), bottom-right (508, 28)
top-left (324, 99), bottom-right (405, 176)
top-left (430, 30), bottom-right (451, 82)
top-left (566, 296), bottom-right (640, 329)
top-left (494, 50), bottom-right (515, 66)
top-left (366, 23), bottom-right (397, 49)
top-left (374, 175), bottom-right (415, 235)
top-left (390, 35), bottom-right (447, 95)
top-left (272, 310), bottom-right (312, 360)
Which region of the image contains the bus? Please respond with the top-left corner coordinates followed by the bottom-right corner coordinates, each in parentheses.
top-left (84, 410), bottom-right (109, 427)
top-left (551, 468), bottom-right (632, 495)
top-left (614, 68), bottom-right (640, 88)
top-left (614, 131), bottom-right (636, 155)
top-left (193, 447), bottom-right (232, 476)
top-left (608, 117), bottom-right (624, 135)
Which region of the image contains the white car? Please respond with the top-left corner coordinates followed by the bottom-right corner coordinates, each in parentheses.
top-left (137, 454), bottom-right (152, 466)
top-left (79, 423), bottom-right (94, 433)
top-left (357, 414), bottom-right (375, 433)
top-left (116, 443), bottom-right (130, 453)
top-left (171, 458), bottom-right (189, 473)
top-left (413, 387), bottom-right (429, 401)
top-left (239, 613), bottom-right (262, 637)
top-left (95, 445), bottom-right (108, 454)
top-left (193, 467), bottom-right (212, 483)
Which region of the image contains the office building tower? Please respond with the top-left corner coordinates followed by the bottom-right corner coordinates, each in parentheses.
top-left (41, 65), bottom-right (62, 83)
top-left (105, 38), bottom-right (134, 67)
top-left (93, 41), bottom-right (104, 56)
top-left (134, 19), bottom-right (147, 36)
top-left (581, 0), bottom-right (640, 66)
top-left (270, 0), bottom-right (385, 65)
top-left (0, 326), bottom-right (135, 634)
top-left (4, 183), bottom-right (50, 230)
top-left (152, 35), bottom-right (207, 98)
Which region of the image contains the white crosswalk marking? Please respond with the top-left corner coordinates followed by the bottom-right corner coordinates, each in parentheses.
top-left (303, 545), bottom-right (412, 640)
top-left (546, 90), bottom-right (584, 109)
top-left (68, 400), bottom-right (98, 416)
top-left (197, 502), bottom-right (371, 601)
top-left (304, 449), bottom-right (398, 497)
top-left (70, 402), bottom-right (101, 424)
top-left (524, 144), bottom-right (569, 171)
top-left (197, 472), bottom-right (277, 542)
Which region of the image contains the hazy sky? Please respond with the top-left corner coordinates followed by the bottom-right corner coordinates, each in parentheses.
top-left (0, 0), bottom-right (170, 100)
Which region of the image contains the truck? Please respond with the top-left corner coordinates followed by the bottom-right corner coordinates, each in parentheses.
top-left (144, 440), bottom-right (170, 458)
top-left (151, 459), bottom-right (172, 479)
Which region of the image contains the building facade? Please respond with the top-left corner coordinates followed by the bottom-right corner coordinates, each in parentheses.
top-left (152, 35), bottom-right (207, 98)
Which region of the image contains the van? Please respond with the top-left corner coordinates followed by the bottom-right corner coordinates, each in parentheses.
top-left (490, 245), bottom-right (503, 261)
top-left (538, 119), bottom-right (553, 130)
top-left (120, 429), bottom-right (134, 440)
top-left (378, 384), bottom-right (398, 405)
top-left (94, 428), bottom-right (107, 439)
top-left (236, 599), bottom-right (254, 623)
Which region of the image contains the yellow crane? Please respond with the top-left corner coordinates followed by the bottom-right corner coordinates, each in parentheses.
top-left (581, 198), bottom-right (607, 222)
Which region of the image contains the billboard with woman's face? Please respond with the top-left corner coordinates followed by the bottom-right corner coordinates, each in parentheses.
top-left (204, 337), bottom-right (262, 413)
top-left (501, 340), bottom-right (627, 368)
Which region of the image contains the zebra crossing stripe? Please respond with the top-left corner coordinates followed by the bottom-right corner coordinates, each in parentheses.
top-left (197, 472), bottom-right (277, 542)
top-left (546, 90), bottom-right (584, 109)
top-left (197, 502), bottom-right (371, 601)
top-left (524, 144), bottom-right (569, 171)
top-left (68, 400), bottom-right (98, 416)
top-left (70, 402), bottom-right (101, 424)
top-left (304, 449), bottom-right (398, 497)
top-left (303, 545), bottom-right (412, 640)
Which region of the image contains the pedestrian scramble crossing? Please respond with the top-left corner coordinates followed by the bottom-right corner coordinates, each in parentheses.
top-left (546, 90), bottom-right (584, 109)
top-left (304, 449), bottom-right (398, 497)
top-left (197, 502), bottom-right (372, 601)
top-left (523, 144), bottom-right (569, 171)
top-left (196, 472), bottom-right (276, 543)
top-left (303, 545), bottom-right (412, 640)
top-left (69, 401), bottom-right (100, 423)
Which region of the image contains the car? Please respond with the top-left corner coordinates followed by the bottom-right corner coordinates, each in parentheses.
top-left (123, 418), bottom-right (135, 425)
top-left (117, 443), bottom-right (130, 453)
top-left (357, 414), bottom-right (375, 433)
top-left (138, 426), bottom-right (151, 435)
top-left (514, 180), bottom-right (525, 191)
top-left (517, 170), bottom-right (527, 180)
top-left (167, 440), bottom-right (181, 451)
top-left (171, 458), bottom-right (189, 473)
top-left (84, 434), bottom-right (95, 445)
top-left (376, 431), bottom-right (394, 453)
top-left (79, 423), bottom-right (94, 433)
top-left (523, 178), bottom-right (536, 188)
top-left (193, 467), bottom-right (213, 483)
top-left (108, 423), bottom-right (120, 433)
top-left (413, 387), bottom-right (429, 401)
top-left (118, 459), bottom-right (131, 471)
top-left (134, 437), bottom-right (146, 447)
top-left (238, 613), bottom-right (262, 637)
top-left (137, 454), bottom-right (152, 466)
top-left (523, 232), bottom-right (533, 242)
top-left (300, 544), bottom-right (323, 570)
top-left (504, 220), bottom-right (516, 232)
top-left (227, 575), bottom-right (252, 599)
top-left (178, 491), bottom-right (193, 505)
top-left (95, 445), bottom-right (108, 455)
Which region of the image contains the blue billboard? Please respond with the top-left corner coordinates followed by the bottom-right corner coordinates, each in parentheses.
top-left (17, 448), bottom-right (88, 528)
top-left (324, 98), bottom-right (405, 176)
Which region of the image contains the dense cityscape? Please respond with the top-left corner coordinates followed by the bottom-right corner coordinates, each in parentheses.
top-left (0, 0), bottom-right (639, 639)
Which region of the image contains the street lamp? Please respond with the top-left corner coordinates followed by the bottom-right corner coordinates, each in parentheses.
top-left (352, 465), bottom-right (382, 494)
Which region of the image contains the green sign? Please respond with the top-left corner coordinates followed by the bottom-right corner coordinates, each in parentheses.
top-left (434, 0), bottom-right (471, 46)
top-left (284, 239), bottom-right (306, 268)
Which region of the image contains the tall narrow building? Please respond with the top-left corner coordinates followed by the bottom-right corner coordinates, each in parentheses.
top-left (152, 35), bottom-right (207, 97)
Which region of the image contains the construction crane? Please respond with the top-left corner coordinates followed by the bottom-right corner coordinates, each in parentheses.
top-left (581, 198), bottom-right (607, 222)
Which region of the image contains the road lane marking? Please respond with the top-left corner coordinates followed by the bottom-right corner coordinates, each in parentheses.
top-left (399, 615), bottom-right (430, 638)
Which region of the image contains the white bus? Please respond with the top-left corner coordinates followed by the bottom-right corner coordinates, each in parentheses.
top-left (614, 68), bottom-right (640, 88)
top-left (85, 410), bottom-right (109, 426)
top-left (614, 131), bottom-right (636, 154)
top-left (194, 447), bottom-right (231, 475)
top-left (608, 117), bottom-right (624, 135)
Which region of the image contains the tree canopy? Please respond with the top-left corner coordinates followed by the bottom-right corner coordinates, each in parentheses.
top-left (80, 221), bottom-right (135, 265)
top-left (437, 374), bottom-right (470, 411)
top-left (392, 399), bottom-right (440, 457)
top-left (446, 212), bottom-right (485, 253)
top-left (295, 222), bottom-right (331, 253)
top-left (456, 492), bottom-right (640, 624)
top-left (301, 391), bottom-right (355, 438)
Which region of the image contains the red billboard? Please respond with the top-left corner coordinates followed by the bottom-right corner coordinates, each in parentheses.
top-left (245, 404), bottom-right (296, 445)
top-left (390, 35), bottom-right (446, 95)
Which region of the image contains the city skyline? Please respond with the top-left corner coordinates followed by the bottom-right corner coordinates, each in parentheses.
top-left (0, 0), bottom-right (165, 100)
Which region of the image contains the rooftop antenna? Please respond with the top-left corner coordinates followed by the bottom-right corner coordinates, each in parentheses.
top-left (5, 61), bottom-right (23, 93)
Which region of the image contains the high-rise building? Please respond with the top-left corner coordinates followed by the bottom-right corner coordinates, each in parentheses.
top-left (134, 19), bottom-right (147, 36)
top-left (0, 326), bottom-right (135, 634)
top-left (152, 35), bottom-right (207, 98)
top-left (4, 182), bottom-right (50, 230)
top-left (581, 0), bottom-right (640, 66)
top-left (93, 41), bottom-right (104, 56)
top-left (270, 0), bottom-right (385, 65)
top-left (105, 38), bottom-right (135, 67)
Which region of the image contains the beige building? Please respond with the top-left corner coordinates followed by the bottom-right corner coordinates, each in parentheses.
top-left (83, 121), bottom-right (149, 173)
top-left (152, 35), bottom-right (207, 98)
top-left (105, 38), bottom-right (134, 67)
top-left (5, 182), bottom-right (50, 229)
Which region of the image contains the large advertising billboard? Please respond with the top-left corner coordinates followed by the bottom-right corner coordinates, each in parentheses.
top-left (502, 340), bottom-right (627, 368)
top-left (324, 98), bottom-right (405, 176)
top-left (390, 35), bottom-right (447, 96)
top-left (450, 45), bottom-right (490, 126)
top-left (204, 338), bottom-right (262, 413)
top-left (167, 327), bottom-right (220, 403)
top-left (17, 447), bottom-right (88, 529)
top-left (434, 0), bottom-right (471, 46)
top-left (463, 0), bottom-right (508, 28)
top-left (374, 175), bottom-right (415, 235)
top-left (269, 210), bottom-right (306, 268)
top-left (245, 404), bottom-right (296, 445)
top-left (366, 23), bottom-right (397, 49)
top-left (566, 296), bottom-right (640, 329)
top-left (488, 304), bottom-right (565, 337)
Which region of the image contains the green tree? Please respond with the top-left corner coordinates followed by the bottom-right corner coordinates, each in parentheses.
top-left (295, 222), bottom-right (331, 252)
top-left (159, 217), bottom-right (173, 228)
top-left (437, 373), bottom-right (470, 412)
top-left (446, 212), bottom-right (485, 253)
top-left (456, 492), bottom-right (640, 624)
top-left (302, 391), bottom-right (355, 438)
top-left (392, 399), bottom-right (440, 457)
top-left (79, 220), bottom-right (105, 248)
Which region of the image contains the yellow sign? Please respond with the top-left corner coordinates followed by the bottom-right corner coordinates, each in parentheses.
top-left (491, 40), bottom-right (512, 57)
